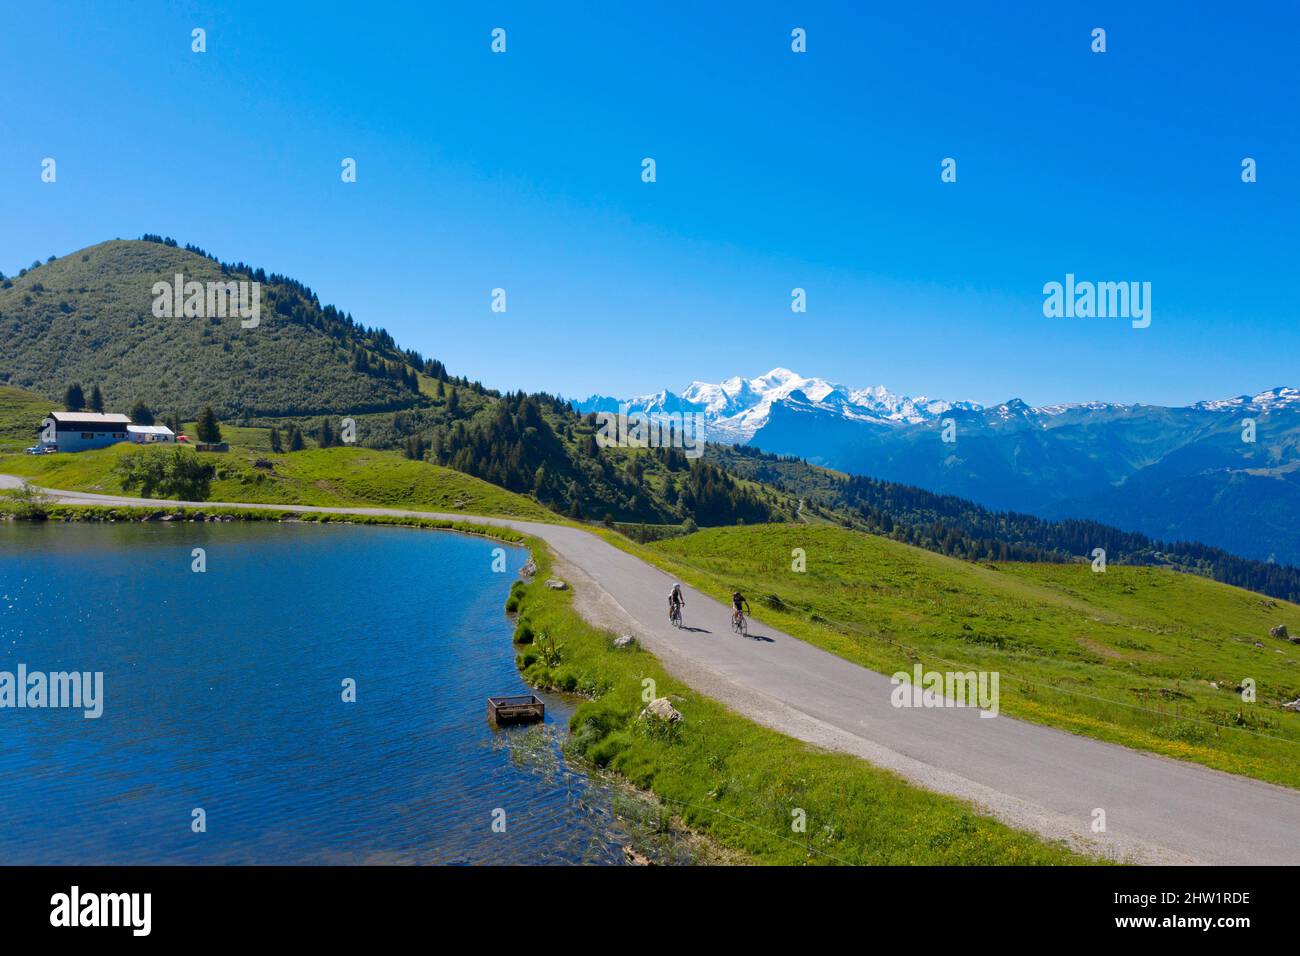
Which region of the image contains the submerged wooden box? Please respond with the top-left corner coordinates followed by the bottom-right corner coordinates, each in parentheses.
top-left (487, 694), bottom-right (545, 725)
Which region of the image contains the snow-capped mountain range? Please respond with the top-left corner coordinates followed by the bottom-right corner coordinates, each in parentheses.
top-left (572, 370), bottom-right (1300, 565)
top-left (574, 367), bottom-right (983, 443)
top-left (573, 367), bottom-right (1300, 445)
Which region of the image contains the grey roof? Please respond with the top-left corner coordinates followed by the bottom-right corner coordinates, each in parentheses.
top-left (49, 411), bottom-right (131, 425)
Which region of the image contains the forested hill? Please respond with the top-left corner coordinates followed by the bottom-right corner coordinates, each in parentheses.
top-left (712, 444), bottom-right (1300, 603)
top-left (0, 237), bottom-right (437, 418)
top-left (0, 236), bottom-right (779, 528)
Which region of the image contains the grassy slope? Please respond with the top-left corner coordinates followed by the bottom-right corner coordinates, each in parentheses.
top-left (0, 439), bottom-right (559, 521)
top-left (0, 386), bottom-right (52, 451)
top-left (509, 542), bottom-right (1088, 864)
top-left (603, 524), bottom-right (1300, 788)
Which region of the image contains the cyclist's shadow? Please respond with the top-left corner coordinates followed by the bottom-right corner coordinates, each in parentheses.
top-left (680, 626), bottom-right (711, 634)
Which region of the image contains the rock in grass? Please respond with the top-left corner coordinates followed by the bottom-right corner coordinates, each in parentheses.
top-left (622, 845), bottom-right (652, 866)
top-left (640, 697), bottom-right (682, 723)
top-left (1268, 624), bottom-right (1289, 640)
top-left (613, 634), bottom-right (637, 650)
top-left (1283, 698), bottom-right (1300, 713)
top-left (545, 578), bottom-right (568, 590)
top-left (519, 559), bottom-right (536, 578)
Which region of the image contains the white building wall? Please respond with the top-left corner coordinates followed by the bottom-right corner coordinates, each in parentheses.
top-left (52, 429), bottom-right (128, 452)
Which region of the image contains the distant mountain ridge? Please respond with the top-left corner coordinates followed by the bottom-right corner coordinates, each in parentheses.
top-left (576, 369), bottom-right (1300, 564)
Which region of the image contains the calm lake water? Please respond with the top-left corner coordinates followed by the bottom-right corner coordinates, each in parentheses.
top-left (0, 520), bottom-right (671, 865)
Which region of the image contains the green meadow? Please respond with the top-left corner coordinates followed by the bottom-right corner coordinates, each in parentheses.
top-left (0, 438), bottom-right (558, 522)
top-left (612, 524), bottom-right (1300, 788)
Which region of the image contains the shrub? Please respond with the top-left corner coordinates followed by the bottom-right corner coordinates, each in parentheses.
top-left (113, 449), bottom-right (215, 500)
top-left (9, 482), bottom-right (49, 520)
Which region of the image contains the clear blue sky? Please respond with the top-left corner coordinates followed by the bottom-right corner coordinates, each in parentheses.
top-left (2, 1), bottom-right (1296, 407)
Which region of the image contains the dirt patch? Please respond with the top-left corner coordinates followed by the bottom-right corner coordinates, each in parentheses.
top-left (1076, 636), bottom-right (1124, 660)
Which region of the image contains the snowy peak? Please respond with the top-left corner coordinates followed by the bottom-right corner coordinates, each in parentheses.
top-left (573, 368), bottom-right (983, 444)
top-left (1195, 386), bottom-right (1300, 413)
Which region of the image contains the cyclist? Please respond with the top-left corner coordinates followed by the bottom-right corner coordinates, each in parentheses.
top-left (668, 583), bottom-right (686, 625)
top-left (730, 591), bottom-right (751, 633)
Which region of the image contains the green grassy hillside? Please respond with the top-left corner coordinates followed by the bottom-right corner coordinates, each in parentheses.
top-left (0, 440), bottom-right (558, 521)
top-left (0, 385), bottom-right (52, 451)
top-left (0, 240), bottom-right (424, 418)
top-left (623, 524), bottom-right (1300, 787)
top-left (0, 235), bottom-right (782, 526)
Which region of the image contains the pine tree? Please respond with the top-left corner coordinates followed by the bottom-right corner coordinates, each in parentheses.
top-left (269, 428), bottom-right (283, 453)
top-left (288, 426), bottom-right (305, 452)
top-left (129, 401), bottom-right (155, 425)
top-left (64, 383), bottom-right (85, 411)
top-left (89, 385), bottom-right (104, 413)
top-left (196, 407), bottom-right (222, 443)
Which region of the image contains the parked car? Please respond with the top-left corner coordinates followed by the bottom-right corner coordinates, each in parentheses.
top-left (24, 446), bottom-right (43, 455)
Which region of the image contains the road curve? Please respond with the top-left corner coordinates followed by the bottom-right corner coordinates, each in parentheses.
top-left (6, 475), bottom-right (1300, 864)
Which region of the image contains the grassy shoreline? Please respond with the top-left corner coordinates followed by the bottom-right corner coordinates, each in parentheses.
top-left (2, 502), bottom-right (1094, 865)
top-left (507, 542), bottom-right (1090, 864)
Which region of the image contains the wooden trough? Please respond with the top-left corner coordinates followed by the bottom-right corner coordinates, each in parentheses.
top-left (487, 694), bottom-right (545, 726)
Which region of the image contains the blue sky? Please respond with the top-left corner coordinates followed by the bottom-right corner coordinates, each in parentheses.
top-left (1, 1), bottom-right (1296, 407)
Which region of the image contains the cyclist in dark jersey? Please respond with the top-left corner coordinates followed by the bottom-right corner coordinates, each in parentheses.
top-left (731, 591), bottom-right (751, 631)
top-left (668, 583), bottom-right (686, 624)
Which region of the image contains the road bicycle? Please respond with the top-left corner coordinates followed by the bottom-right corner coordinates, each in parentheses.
top-left (731, 609), bottom-right (748, 637)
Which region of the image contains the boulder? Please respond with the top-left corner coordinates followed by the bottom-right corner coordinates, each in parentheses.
top-left (613, 634), bottom-right (637, 650)
top-left (1282, 698), bottom-right (1300, 713)
top-left (1268, 624), bottom-right (1289, 640)
top-left (640, 697), bottom-right (682, 723)
top-left (519, 559), bottom-right (537, 578)
top-left (545, 578), bottom-right (568, 590)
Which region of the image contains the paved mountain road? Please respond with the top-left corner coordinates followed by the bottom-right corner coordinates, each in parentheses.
top-left (5, 475), bottom-right (1298, 864)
